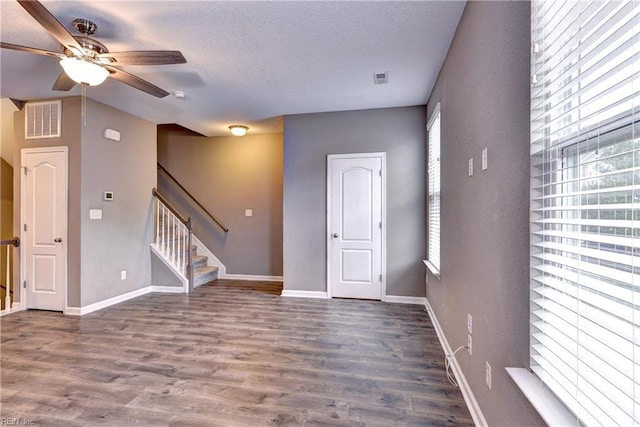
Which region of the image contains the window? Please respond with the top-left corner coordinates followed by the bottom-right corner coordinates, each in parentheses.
top-left (427, 103), bottom-right (441, 276)
top-left (530, 1), bottom-right (639, 425)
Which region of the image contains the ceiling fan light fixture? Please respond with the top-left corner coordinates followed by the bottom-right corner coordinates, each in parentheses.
top-left (60, 58), bottom-right (109, 86)
top-left (229, 125), bottom-right (249, 137)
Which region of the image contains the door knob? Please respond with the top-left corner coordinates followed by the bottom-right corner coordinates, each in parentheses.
top-left (54, 237), bottom-right (62, 243)
top-left (332, 233), bottom-right (339, 238)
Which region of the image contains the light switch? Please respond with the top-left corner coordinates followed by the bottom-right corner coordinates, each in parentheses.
top-left (482, 147), bottom-right (488, 171)
top-left (89, 209), bottom-right (102, 220)
top-left (245, 209), bottom-right (253, 217)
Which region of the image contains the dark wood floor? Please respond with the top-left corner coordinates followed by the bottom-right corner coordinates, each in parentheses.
top-left (0, 280), bottom-right (472, 426)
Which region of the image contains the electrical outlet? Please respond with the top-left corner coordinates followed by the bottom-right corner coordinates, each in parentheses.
top-left (467, 333), bottom-right (472, 355)
top-left (467, 313), bottom-right (472, 334)
top-left (486, 361), bottom-right (492, 389)
top-left (120, 270), bottom-right (127, 280)
top-left (468, 158), bottom-right (474, 176)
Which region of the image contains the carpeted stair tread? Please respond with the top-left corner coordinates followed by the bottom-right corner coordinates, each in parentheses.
top-left (194, 266), bottom-right (219, 287)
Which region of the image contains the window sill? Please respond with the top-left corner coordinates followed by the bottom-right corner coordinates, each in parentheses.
top-left (423, 260), bottom-right (441, 280)
top-left (505, 368), bottom-right (576, 426)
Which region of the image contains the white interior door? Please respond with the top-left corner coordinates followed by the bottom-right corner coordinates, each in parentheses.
top-left (328, 153), bottom-right (384, 300)
top-left (22, 147), bottom-right (68, 311)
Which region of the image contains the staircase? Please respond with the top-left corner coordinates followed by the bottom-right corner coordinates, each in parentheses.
top-left (152, 189), bottom-right (220, 292)
top-left (191, 245), bottom-right (219, 287)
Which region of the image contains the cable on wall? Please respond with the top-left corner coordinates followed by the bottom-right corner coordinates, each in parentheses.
top-left (445, 345), bottom-right (468, 386)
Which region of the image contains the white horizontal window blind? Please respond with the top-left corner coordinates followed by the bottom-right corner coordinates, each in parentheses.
top-left (427, 104), bottom-right (441, 275)
top-left (530, 0), bottom-right (640, 425)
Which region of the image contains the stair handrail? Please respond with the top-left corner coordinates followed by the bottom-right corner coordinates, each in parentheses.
top-left (152, 189), bottom-right (193, 292)
top-left (152, 188), bottom-right (189, 225)
top-left (157, 162), bottom-right (229, 233)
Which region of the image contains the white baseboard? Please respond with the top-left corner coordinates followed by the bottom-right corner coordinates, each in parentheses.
top-left (384, 295), bottom-right (427, 305)
top-left (65, 285), bottom-right (186, 316)
top-left (66, 286), bottom-right (153, 316)
top-left (223, 274), bottom-right (283, 282)
top-left (424, 298), bottom-right (488, 427)
top-left (64, 306), bottom-right (82, 316)
top-left (0, 305), bottom-right (25, 317)
top-left (150, 285), bottom-right (186, 294)
top-left (281, 290), bottom-right (329, 299)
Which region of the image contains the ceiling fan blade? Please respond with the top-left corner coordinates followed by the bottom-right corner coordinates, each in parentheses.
top-left (1, 42), bottom-right (64, 58)
top-left (17, 0), bottom-right (83, 53)
top-left (98, 51), bottom-right (186, 66)
top-left (52, 72), bottom-right (76, 91)
top-left (104, 66), bottom-right (169, 98)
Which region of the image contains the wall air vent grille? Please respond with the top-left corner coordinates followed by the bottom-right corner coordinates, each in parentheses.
top-left (373, 71), bottom-right (388, 85)
top-left (25, 100), bottom-right (61, 139)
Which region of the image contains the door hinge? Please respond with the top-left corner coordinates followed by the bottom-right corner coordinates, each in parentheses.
top-left (379, 222), bottom-right (382, 229)
top-left (23, 166), bottom-right (27, 175)
top-left (379, 170), bottom-right (382, 176)
top-left (23, 281), bottom-right (26, 289)
top-left (379, 274), bottom-right (383, 281)
top-left (23, 224), bottom-right (27, 232)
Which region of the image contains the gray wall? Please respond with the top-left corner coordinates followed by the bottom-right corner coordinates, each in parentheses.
top-left (13, 96), bottom-right (156, 308)
top-left (283, 106), bottom-right (425, 296)
top-left (425, 2), bottom-right (543, 425)
top-left (151, 252), bottom-right (184, 288)
top-left (158, 131), bottom-right (283, 276)
top-left (80, 98), bottom-right (156, 306)
top-left (1, 98), bottom-right (17, 166)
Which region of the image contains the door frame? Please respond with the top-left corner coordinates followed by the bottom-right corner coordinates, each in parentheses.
top-left (326, 152), bottom-right (386, 299)
top-left (20, 146), bottom-right (69, 312)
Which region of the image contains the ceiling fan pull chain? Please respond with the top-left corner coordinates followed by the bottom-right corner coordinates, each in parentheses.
top-left (81, 83), bottom-right (87, 128)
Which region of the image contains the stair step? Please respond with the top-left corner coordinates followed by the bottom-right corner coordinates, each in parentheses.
top-left (194, 266), bottom-right (218, 287)
top-left (192, 254), bottom-right (208, 269)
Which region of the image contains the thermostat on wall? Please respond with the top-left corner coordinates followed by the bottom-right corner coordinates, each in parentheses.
top-left (103, 191), bottom-right (114, 201)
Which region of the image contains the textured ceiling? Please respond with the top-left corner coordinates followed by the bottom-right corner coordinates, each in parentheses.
top-left (0, 0), bottom-right (466, 137)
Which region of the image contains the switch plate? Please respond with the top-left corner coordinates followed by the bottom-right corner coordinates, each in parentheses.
top-left (468, 158), bottom-right (473, 176)
top-left (89, 209), bottom-right (102, 220)
top-left (121, 270), bottom-right (126, 280)
top-left (486, 361), bottom-right (492, 390)
top-left (245, 209), bottom-right (253, 217)
top-left (482, 147), bottom-right (488, 171)
top-left (467, 313), bottom-right (472, 334)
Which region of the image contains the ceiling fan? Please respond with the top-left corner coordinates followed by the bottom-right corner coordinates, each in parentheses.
top-left (1, 0), bottom-right (186, 98)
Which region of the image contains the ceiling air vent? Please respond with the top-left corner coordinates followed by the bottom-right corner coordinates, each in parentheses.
top-left (25, 100), bottom-right (61, 139)
top-left (373, 71), bottom-right (388, 85)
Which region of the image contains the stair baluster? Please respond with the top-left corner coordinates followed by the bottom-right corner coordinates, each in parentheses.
top-left (152, 191), bottom-right (193, 289)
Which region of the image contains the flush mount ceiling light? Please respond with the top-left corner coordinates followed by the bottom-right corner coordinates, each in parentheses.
top-left (59, 58), bottom-right (109, 86)
top-left (229, 125), bottom-right (249, 137)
